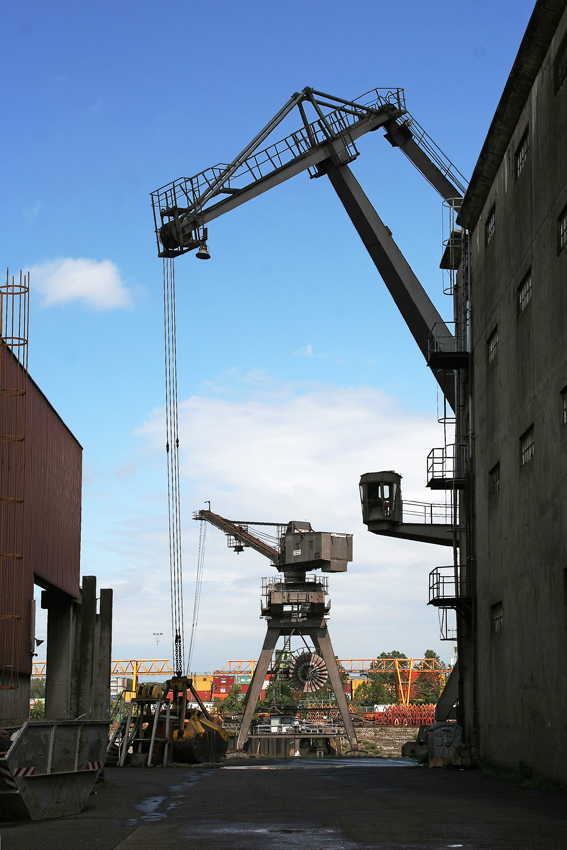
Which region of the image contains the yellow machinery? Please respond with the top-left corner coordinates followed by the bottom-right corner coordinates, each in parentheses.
top-left (158, 676), bottom-right (228, 763)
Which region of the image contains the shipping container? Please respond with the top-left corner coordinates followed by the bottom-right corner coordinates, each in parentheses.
top-left (195, 689), bottom-right (212, 701)
top-left (213, 675), bottom-right (235, 686)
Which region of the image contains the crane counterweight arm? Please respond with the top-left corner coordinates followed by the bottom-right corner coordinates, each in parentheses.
top-left (324, 161), bottom-right (456, 411)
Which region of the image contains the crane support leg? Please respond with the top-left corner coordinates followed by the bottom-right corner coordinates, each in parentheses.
top-left (237, 625), bottom-right (280, 751)
top-left (312, 628), bottom-right (358, 751)
top-left (325, 161), bottom-right (456, 412)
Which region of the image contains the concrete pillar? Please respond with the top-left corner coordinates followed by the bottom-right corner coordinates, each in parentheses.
top-left (67, 576), bottom-right (113, 720)
top-left (92, 588), bottom-right (113, 720)
top-left (42, 589), bottom-right (74, 719)
top-left (70, 576), bottom-right (97, 719)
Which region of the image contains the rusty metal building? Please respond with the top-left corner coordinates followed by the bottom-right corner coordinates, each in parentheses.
top-left (1, 341), bottom-right (111, 722)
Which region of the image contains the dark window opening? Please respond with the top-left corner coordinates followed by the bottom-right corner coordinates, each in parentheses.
top-left (489, 463), bottom-right (500, 497)
top-left (488, 326), bottom-right (499, 364)
top-left (517, 269), bottom-right (532, 314)
top-left (520, 425), bottom-right (535, 466)
top-left (515, 128), bottom-right (529, 179)
top-left (491, 602), bottom-right (503, 634)
top-left (558, 204), bottom-right (567, 254)
top-left (485, 205), bottom-right (496, 247)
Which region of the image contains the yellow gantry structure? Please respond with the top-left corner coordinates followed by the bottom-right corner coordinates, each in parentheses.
top-left (32, 657), bottom-right (449, 705)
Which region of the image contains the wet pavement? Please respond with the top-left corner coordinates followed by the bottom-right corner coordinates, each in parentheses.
top-left (1, 757), bottom-right (566, 849)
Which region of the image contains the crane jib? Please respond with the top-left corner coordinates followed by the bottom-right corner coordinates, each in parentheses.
top-left (152, 86), bottom-right (469, 411)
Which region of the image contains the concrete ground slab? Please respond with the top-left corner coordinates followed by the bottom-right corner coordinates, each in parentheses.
top-left (1, 758), bottom-right (566, 849)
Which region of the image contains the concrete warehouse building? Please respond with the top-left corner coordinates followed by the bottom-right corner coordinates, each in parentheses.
top-left (453, 0), bottom-right (567, 782)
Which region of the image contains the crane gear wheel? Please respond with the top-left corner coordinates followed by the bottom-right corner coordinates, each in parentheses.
top-left (290, 652), bottom-right (327, 693)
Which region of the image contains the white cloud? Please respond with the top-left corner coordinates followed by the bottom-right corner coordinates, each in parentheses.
top-left (30, 257), bottom-right (133, 310)
top-left (114, 376), bottom-right (453, 669)
top-left (295, 343), bottom-right (313, 356)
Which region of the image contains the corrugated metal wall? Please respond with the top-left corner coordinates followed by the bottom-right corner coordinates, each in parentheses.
top-left (1, 350), bottom-right (82, 678)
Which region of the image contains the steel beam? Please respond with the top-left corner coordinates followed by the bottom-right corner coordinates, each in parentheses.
top-left (161, 109), bottom-right (396, 248)
top-left (325, 162), bottom-right (456, 411)
top-left (312, 629), bottom-right (358, 751)
top-left (237, 625), bottom-right (280, 751)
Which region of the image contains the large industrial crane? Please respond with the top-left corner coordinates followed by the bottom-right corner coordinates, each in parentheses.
top-left (194, 508), bottom-right (358, 751)
top-left (151, 86), bottom-right (468, 411)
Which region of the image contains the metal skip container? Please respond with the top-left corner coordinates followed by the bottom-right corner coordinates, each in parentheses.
top-left (0, 719), bottom-right (109, 821)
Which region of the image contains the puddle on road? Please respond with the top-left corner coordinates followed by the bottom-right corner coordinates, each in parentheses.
top-left (124, 770), bottom-right (212, 826)
top-left (223, 757), bottom-right (417, 770)
top-left (180, 821), bottom-right (364, 849)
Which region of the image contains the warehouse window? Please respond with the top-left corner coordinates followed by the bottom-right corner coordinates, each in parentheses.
top-left (487, 326), bottom-right (499, 364)
top-left (515, 128), bottom-right (529, 179)
top-left (558, 204), bottom-right (567, 254)
top-left (491, 602), bottom-right (503, 634)
top-left (517, 269), bottom-right (532, 314)
top-left (520, 425), bottom-right (535, 466)
top-left (555, 30), bottom-right (567, 92)
top-left (485, 205), bottom-right (496, 247)
top-left (489, 463), bottom-right (500, 497)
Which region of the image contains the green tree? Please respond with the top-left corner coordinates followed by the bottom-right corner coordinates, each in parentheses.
top-left (354, 651), bottom-right (407, 705)
top-left (30, 678), bottom-right (45, 699)
top-left (215, 682), bottom-right (243, 714)
top-left (412, 649), bottom-right (446, 703)
top-left (255, 680), bottom-right (296, 713)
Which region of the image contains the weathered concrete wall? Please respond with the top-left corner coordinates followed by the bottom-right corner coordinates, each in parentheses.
top-left (467, 7), bottom-right (567, 783)
top-left (338, 726), bottom-right (419, 757)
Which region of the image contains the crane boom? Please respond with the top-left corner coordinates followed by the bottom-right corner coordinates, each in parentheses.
top-left (152, 85), bottom-right (469, 412)
top-left (193, 509), bottom-right (280, 562)
top-left (152, 87), bottom-right (465, 257)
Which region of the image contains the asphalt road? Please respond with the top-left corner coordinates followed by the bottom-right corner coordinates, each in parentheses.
top-left (1, 758), bottom-right (566, 849)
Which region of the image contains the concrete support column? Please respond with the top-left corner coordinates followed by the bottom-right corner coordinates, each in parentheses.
top-left (70, 576), bottom-right (97, 719)
top-left (43, 589), bottom-right (74, 719)
top-left (93, 588), bottom-right (113, 720)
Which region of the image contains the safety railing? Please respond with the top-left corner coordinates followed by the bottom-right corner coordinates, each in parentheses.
top-left (429, 566), bottom-right (461, 606)
top-left (428, 321), bottom-right (468, 369)
top-left (402, 499), bottom-right (458, 525)
top-left (427, 443), bottom-right (468, 486)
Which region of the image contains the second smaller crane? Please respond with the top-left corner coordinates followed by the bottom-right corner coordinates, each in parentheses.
top-left (194, 508), bottom-right (358, 751)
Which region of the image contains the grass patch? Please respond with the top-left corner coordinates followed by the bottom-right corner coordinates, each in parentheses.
top-left (481, 760), bottom-right (565, 792)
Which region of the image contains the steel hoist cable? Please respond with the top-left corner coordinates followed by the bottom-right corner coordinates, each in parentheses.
top-left (163, 258), bottom-right (184, 677)
top-left (187, 518), bottom-right (206, 672)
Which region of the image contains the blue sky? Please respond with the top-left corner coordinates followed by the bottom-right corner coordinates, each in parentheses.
top-left (3, 1), bottom-right (536, 672)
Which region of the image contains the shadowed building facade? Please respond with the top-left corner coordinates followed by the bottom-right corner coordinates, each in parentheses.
top-left (455, 0), bottom-right (567, 782)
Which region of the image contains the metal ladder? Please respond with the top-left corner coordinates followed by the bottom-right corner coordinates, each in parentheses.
top-left (116, 698), bottom-right (172, 768)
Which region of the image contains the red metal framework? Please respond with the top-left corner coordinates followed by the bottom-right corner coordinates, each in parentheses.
top-left (362, 704), bottom-right (436, 726)
top-left (0, 271), bottom-right (29, 691)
